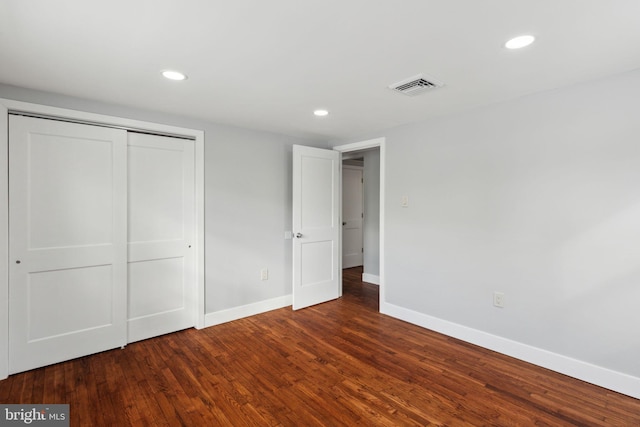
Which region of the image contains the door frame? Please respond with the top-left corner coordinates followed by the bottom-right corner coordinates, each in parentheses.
top-left (0, 99), bottom-right (206, 380)
top-left (333, 137), bottom-right (385, 308)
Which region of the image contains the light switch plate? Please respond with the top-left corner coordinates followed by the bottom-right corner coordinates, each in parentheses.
top-left (493, 292), bottom-right (505, 308)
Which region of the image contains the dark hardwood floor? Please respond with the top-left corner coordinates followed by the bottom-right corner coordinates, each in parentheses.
top-left (1, 267), bottom-right (639, 426)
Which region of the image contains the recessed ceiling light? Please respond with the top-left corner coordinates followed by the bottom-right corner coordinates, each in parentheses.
top-left (505, 35), bottom-right (535, 49)
top-left (162, 70), bottom-right (187, 81)
top-left (314, 109), bottom-right (329, 117)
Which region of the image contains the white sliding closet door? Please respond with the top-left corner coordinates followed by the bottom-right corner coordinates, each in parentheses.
top-left (8, 116), bottom-right (127, 374)
top-left (127, 133), bottom-right (195, 343)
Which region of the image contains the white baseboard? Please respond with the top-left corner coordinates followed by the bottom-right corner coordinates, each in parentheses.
top-left (380, 301), bottom-right (640, 400)
top-left (362, 273), bottom-right (380, 285)
top-left (204, 294), bottom-right (292, 328)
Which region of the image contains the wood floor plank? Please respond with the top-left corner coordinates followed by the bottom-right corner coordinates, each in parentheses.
top-left (1, 266), bottom-right (639, 426)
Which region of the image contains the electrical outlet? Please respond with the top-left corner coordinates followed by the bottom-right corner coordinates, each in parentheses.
top-left (493, 292), bottom-right (505, 308)
top-left (401, 195), bottom-right (409, 207)
top-left (260, 268), bottom-right (269, 281)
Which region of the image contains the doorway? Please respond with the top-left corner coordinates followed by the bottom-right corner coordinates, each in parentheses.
top-left (333, 138), bottom-right (385, 304)
top-left (289, 138), bottom-right (385, 311)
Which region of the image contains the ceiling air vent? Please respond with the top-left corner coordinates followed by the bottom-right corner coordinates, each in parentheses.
top-left (389, 74), bottom-right (443, 96)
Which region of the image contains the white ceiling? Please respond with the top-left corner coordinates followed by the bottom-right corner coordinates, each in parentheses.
top-left (2, 1), bottom-right (640, 141)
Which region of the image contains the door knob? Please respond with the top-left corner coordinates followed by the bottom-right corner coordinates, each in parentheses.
top-left (342, 222), bottom-right (346, 226)
top-left (295, 233), bottom-right (303, 238)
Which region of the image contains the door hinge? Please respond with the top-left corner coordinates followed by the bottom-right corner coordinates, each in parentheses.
top-left (361, 213), bottom-right (363, 218)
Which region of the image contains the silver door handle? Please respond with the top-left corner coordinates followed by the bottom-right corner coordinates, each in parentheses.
top-left (295, 233), bottom-right (303, 238)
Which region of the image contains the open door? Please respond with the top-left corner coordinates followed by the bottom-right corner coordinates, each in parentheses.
top-left (292, 145), bottom-right (340, 310)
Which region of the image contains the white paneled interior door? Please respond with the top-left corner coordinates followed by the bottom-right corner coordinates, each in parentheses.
top-left (127, 133), bottom-right (195, 342)
top-left (292, 145), bottom-right (340, 310)
top-left (342, 166), bottom-right (363, 268)
top-left (8, 115), bottom-right (127, 374)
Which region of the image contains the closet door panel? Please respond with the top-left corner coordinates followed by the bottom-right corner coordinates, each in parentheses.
top-left (127, 133), bottom-right (195, 343)
top-left (128, 257), bottom-right (185, 318)
top-left (8, 116), bottom-right (127, 374)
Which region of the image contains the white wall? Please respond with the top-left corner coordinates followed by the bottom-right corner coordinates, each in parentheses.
top-left (333, 68), bottom-right (640, 397)
top-left (0, 84), bottom-right (326, 321)
top-left (205, 127), bottom-right (303, 313)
